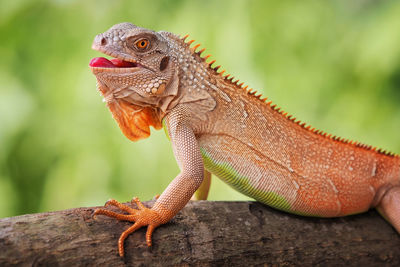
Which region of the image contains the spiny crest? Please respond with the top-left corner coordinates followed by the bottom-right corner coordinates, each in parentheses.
top-left (180, 35), bottom-right (254, 92)
top-left (277, 108), bottom-right (397, 157)
top-left (281, 109), bottom-right (397, 157)
top-left (180, 34), bottom-right (208, 59)
top-left (179, 35), bottom-right (397, 158)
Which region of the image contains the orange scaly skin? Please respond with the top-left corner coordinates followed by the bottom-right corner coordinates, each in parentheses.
top-left (89, 23), bottom-right (400, 257)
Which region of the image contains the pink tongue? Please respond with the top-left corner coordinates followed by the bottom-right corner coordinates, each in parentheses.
top-left (89, 57), bottom-right (116, 68)
top-left (89, 57), bottom-right (137, 68)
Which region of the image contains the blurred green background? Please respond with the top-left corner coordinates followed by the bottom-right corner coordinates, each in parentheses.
top-left (1, 0), bottom-right (400, 218)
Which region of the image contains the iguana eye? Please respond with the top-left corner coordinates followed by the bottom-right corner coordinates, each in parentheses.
top-left (135, 38), bottom-right (149, 50)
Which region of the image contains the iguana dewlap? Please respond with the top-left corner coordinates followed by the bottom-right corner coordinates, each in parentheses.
top-left (89, 23), bottom-right (400, 257)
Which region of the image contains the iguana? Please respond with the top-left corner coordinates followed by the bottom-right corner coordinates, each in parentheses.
top-left (89, 23), bottom-right (400, 257)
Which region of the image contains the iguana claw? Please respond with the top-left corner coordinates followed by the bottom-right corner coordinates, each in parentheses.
top-left (93, 197), bottom-right (163, 257)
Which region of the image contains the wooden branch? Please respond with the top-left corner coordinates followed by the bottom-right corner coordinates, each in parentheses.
top-left (0, 201), bottom-right (399, 266)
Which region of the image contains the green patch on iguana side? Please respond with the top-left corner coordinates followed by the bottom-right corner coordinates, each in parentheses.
top-left (162, 119), bottom-right (171, 141)
top-left (200, 148), bottom-right (292, 213)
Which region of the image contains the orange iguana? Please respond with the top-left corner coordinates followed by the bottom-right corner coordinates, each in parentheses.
top-left (89, 23), bottom-right (400, 257)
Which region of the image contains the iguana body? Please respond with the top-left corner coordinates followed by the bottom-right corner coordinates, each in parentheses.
top-left (89, 23), bottom-right (400, 257)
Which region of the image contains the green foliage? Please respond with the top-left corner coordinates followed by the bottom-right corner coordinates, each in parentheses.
top-left (1, 0), bottom-right (399, 217)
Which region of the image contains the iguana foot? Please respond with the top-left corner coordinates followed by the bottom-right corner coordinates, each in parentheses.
top-left (377, 186), bottom-right (400, 234)
top-left (93, 197), bottom-right (163, 257)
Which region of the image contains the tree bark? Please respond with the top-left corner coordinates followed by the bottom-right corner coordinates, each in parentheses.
top-left (0, 201), bottom-right (399, 266)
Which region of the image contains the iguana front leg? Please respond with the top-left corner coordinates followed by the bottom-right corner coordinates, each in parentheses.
top-left (93, 107), bottom-right (204, 257)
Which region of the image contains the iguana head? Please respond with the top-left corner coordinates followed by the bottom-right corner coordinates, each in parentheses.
top-left (89, 23), bottom-right (180, 141)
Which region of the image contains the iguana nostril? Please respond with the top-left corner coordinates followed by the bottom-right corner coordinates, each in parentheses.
top-left (101, 37), bottom-right (107, 46)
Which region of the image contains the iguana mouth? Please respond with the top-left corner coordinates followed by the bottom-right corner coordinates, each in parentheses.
top-left (89, 57), bottom-right (139, 69)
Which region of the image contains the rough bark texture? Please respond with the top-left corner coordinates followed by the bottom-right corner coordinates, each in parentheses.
top-left (0, 201), bottom-right (399, 266)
